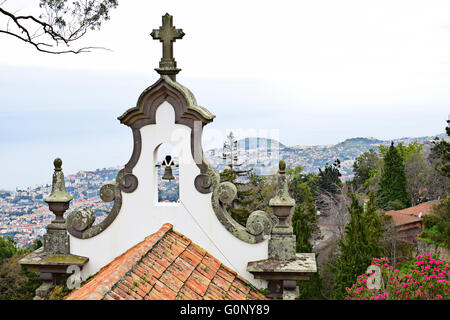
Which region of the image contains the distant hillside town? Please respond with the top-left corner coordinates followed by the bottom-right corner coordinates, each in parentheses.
top-left (208, 133), bottom-right (448, 180)
top-left (0, 132), bottom-right (446, 247)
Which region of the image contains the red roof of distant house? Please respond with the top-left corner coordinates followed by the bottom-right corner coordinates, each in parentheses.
top-left (385, 210), bottom-right (422, 227)
top-left (386, 200), bottom-right (441, 218)
top-left (385, 200), bottom-right (441, 227)
top-left (65, 223), bottom-right (267, 300)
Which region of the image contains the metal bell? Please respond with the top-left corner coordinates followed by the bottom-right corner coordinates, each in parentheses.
top-left (162, 155), bottom-right (175, 181)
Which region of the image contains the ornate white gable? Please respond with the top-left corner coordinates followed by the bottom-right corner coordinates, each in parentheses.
top-left (67, 75), bottom-right (272, 287)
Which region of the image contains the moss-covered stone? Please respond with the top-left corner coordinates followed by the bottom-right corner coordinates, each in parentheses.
top-left (48, 284), bottom-right (73, 300)
top-left (43, 255), bottom-right (88, 264)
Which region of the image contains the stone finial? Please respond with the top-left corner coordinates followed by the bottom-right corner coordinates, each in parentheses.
top-left (19, 158), bottom-right (88, 294)
top-left (44, 158), bottom-right (74, 204)
top-left (151, 13), bottom-right (185, 79)
top-left (43, 158), bottom-right (73, 254)
top-left (268, 161), bottom-right (296, 261)
top-left (269, 160), bottom-right (295, 207)
top-left (247, 160), bottom-right (317, 300)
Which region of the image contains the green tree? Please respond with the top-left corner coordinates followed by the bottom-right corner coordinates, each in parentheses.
top-left (376, 142), bottom-right (411, 210)
top-left (331, 195), bottom-right (385, 299)
top-left (0, 254), bottom-right (42, 300)
top-left (0, 237), bottom-right (18, 264)
top-left (292, 187), bottom-right (320, 252)
top-left (422, 197), bottom-right (450, 247)
top-left (318, 159), bottom-right (342, 195)
top-left (378, 141), bottom-right (423, 164)
top-left (352, 149), bottom-right (380, 190)
top-left (405, 152), bottom-right (429, 205)
top-left (0, 237), bottom-right (42, 300)
top-left (220, 169), bottom-right (254, 226)
top-left (287, 166), bottom-right (319, 204)
top-left (244, 171), bottom-right (279, 214)
top-left (292, 187), bottom-right (323, 299)
top-left (430, 119), bottom-right (450, 180)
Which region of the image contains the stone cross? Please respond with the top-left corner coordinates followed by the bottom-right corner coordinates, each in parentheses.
top-left (151, 13), bottom-right (185, 78)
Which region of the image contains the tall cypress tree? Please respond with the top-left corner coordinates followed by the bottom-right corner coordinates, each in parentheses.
top-left (292, 187), bottom-right (319, 252)
top-left (331, 195), bottom-right (385, 300)
top-left (376, 142), bottom-right (411, 210)
top-left (292, 187), bottom-right (323, 299)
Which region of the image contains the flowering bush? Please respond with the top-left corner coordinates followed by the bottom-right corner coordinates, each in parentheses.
top-left (346, 253), bottom-right (449, 300)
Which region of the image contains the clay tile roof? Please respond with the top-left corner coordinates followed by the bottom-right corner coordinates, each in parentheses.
top-left (385, 210), bottom-right (422, 227)
top-left (65, 223), bottom-right (267, 300)
top-left (385, 200), bottom-right (441, 227)
top-left (386, 200), bottom-right (441, 218)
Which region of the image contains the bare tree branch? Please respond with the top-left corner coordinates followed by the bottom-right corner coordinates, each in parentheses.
top-left (0, 1), bottom-right (118, 54)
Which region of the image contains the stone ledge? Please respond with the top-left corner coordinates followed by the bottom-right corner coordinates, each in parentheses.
top-left (19, 247), bottom-right (89, 268)
top-left (247, 253), bottom-right (317, 280)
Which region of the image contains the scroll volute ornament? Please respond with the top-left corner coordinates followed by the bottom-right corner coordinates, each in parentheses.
top-left (209, 164), bottom-right (273, 243)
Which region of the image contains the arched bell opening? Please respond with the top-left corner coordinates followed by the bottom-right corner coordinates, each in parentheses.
top-left (154, 143), bottom-right (180, 204)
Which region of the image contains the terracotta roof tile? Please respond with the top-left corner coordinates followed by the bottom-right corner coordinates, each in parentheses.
top-left (390, 200), bottom-right (441, 217)
top-left (204, 283), bottom-right (228, 300)
top-left (201, 253), bottom-right (221, 273)
top-left (385, 210), bottom-right (423, 226)
top-left (184, 269), bottom-right (210, 296)
top-left (196, 262), bottom-right (216, 280)
top-left (211, 274), bottom-right (232, 292)
top-left (232, 277), bottom-right (251, 295)
top-left (176, 285), bottom-right (202, 300)
top-left (65, 223), bottom-right (267, 300)
top-left (152, 279), bottom-right (177, 300)
top-left (159, 270), bottom-right (185, 292)
top-left (216, 265), bottom-right (236, 283)
top-left (103, 293), bottom-right (117, 300)
top-left (179, 246), bottom-right (203, 268)
top-left (128, 272), bottom-right (153, 294)
top-left (227, 285), bottom-right (249, 300)
top-left (166, 257), bottom-right (195, 282)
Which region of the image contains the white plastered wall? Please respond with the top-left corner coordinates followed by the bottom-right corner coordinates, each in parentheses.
top-left (70, 101), bottom-right (268, 288)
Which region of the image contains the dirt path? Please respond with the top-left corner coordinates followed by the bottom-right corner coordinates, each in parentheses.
top-left (313, 216), bottom-right (339, 268)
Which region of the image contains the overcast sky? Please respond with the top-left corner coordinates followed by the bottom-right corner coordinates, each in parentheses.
top-left (1, 0), bottom-right (449, 189)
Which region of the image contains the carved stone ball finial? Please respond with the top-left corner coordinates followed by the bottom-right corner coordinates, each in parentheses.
top-left (54, 158), bottom-right (62, 171)
top-left (279, 160), bottom-right (286, 173)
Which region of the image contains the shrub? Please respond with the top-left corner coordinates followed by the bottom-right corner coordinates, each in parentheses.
top-left (385, 200), bottom-right (406, 211)
top-left (423, 215), bottom-right (439, 229)
top-left (346, 253), bottom-right (449, 300)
